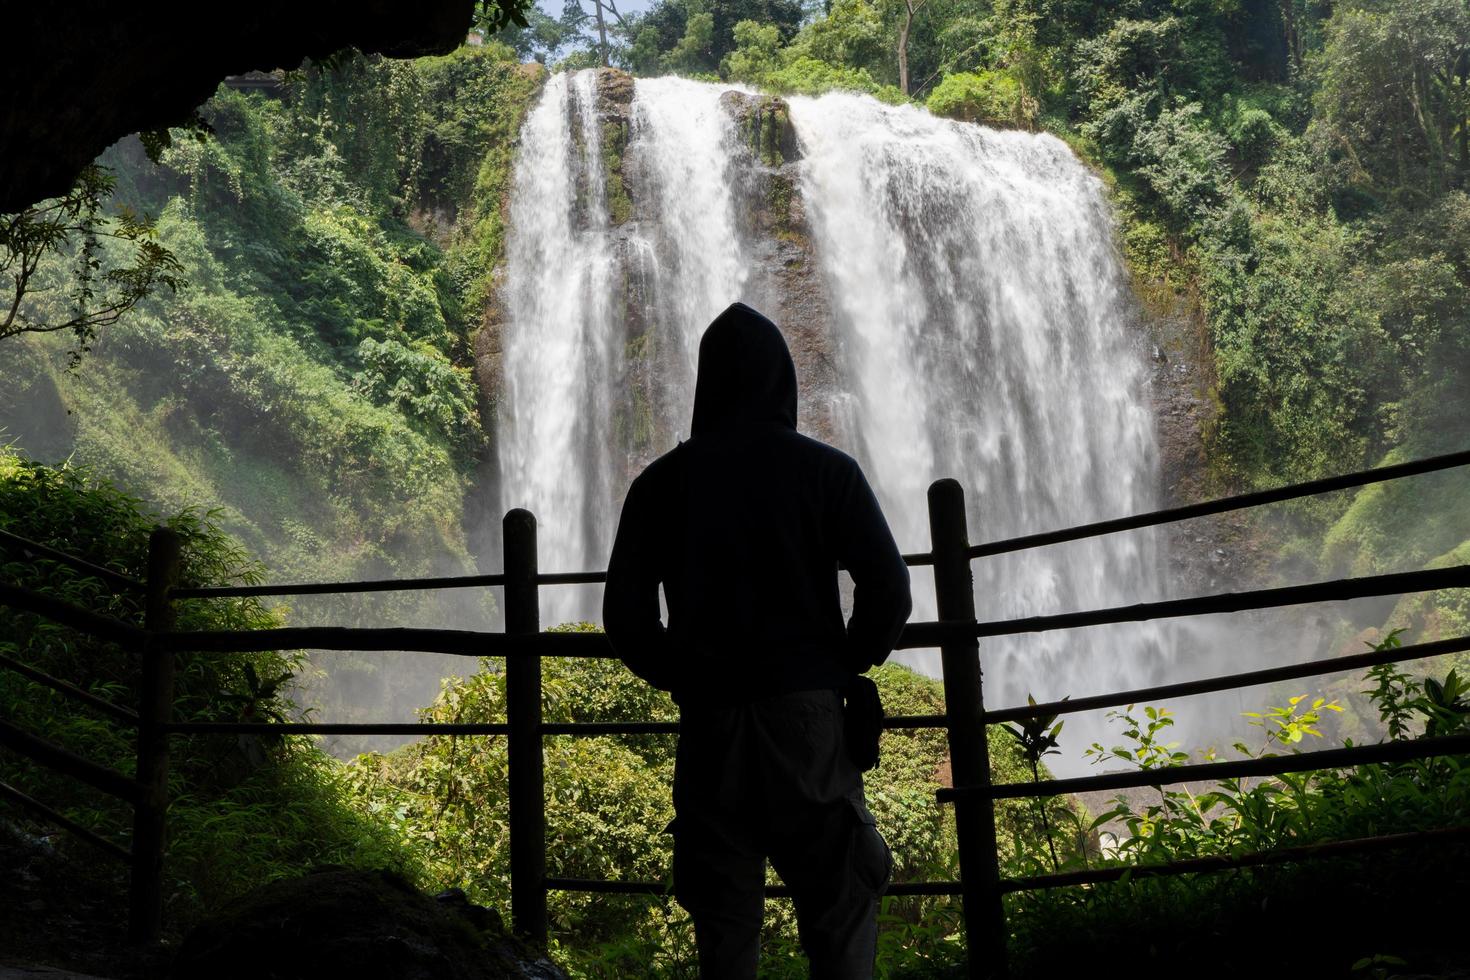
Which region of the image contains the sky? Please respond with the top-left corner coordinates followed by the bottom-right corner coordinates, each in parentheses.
top-left (536, 0), bottom-right (659, 19)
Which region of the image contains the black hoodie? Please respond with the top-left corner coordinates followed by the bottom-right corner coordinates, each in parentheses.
top-left (603, 303), bottom-right (913, 707)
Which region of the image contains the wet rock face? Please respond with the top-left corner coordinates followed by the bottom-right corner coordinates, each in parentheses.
top-left (719, 91), bottom-right (802, 167)
top-left (717, 92), bottom-right (840, 444)
top-left (1144, 303), bottom-right (1266, 592)
top-left (594, 67), bottom-right (634, 114)
top-left (172, 868), bottom-right (566, 980)
top-left (594, 69), bottom-right (634, 228)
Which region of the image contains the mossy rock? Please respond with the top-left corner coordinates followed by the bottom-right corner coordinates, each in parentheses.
top-left (719, 91), bottom-right (800, 167)
top-left (172, 868), bottom-right (565, 980)
top-left (594, 66), bottom-right (634, 111)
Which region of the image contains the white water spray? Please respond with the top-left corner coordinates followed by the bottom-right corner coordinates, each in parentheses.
top-left (790, 93), bottom-right (1170, 710)
top-left (499, 72), bottom-right (618, 624)
top-left (498, 73), bottom-right (1181, 765)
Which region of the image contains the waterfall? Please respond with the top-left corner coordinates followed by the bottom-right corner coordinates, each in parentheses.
top-left (789, 93), bottom-right (1169, 711)
top-left (624, 76), bottom-right (753, 424)
top-left (500, 72), bottom-right (760, 621)
top-left (499, 72), bottom-right (618, 624)
top-left (497, 72), bottom-right (1176, 763)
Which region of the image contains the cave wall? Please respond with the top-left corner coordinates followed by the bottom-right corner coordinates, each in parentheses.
top-left (2, 1), bottom-right (476, 213)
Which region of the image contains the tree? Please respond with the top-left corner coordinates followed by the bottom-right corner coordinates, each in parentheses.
top-left (495, 8), bottom-right (577, 63)
top-left (624, 0), bottom-right (804, 75)
top-left (895, 0), bottom-right (930, 95)
top-left (1, 165), bottom-right (184, 365)
top-left (1311, 0), bottom-right (1470, 205)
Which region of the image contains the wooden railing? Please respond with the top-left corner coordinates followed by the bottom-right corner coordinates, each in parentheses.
top-left (1, 449), bottom-right (1469, 977)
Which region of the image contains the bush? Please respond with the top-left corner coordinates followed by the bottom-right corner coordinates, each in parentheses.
top-left (926, 70), bottom-right (1035, 129)
top-left (0, 448), bottom-right (417, 928)
top-left (347, 637), bottom-right (1046, 976)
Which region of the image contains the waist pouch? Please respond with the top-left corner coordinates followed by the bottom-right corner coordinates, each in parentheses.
top-left (843, 675), bottom-right (884, 771)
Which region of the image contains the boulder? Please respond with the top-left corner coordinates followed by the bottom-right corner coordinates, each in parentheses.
top-left (172, 868), bottom-right (565, 980)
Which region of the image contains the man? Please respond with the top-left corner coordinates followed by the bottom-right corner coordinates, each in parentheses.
top-left (603, 302), bottom-right (913, 978)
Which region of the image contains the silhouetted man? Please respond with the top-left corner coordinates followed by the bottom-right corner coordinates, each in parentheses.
top-left (604, 302), bottom-right (913, 978)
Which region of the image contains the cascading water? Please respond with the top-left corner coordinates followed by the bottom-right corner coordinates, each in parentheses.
top-left (789, 93), bottom-right (1170, 709)
top-left (499, 72), bottom-right (618, 624)
top-left (498, 71), bottom-right (1181, 766)
top-left (500, 73), bottom-right (762, 621)
top-left (623, 76), bottom-right (754, 422)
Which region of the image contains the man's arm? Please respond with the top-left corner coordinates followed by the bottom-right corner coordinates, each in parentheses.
top-left (835, 463), bottom-right (913, 673)
top-left (603, 475), bottom-right (679, 691)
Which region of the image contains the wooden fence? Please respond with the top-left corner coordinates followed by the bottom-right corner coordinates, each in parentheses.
top-left (3, 449), bottom-right (1470, 978)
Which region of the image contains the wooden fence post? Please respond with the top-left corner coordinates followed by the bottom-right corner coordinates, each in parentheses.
top-left (928, 479), bottom-right (1007, 979)
top-left (130, 525), bottom-right (181, 944)
top-left (503, 508), bottom-right (547, 944)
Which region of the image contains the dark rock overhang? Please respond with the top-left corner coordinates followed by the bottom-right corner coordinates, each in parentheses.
top-left (1, 0), bottom-right (478, 214)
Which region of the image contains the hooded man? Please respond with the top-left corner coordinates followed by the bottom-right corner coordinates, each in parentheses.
top-left (603, 302), bottom-right (913, 978)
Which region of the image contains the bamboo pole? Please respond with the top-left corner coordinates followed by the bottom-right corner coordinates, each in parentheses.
top-left (129, 526), bottom-right (180, 944)
top-left (504, 509), bottom-right (547, 944)
top-left (928, 479), bottom-right (1007, 979)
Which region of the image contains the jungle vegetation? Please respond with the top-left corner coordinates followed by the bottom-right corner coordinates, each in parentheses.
top-left (2, 452), bottom-right (1466, 974)
top-left (2, 0), bottom-right (1469, 974)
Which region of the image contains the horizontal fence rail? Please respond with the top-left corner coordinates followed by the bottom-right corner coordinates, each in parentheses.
top-left (174, 571), bottom-right (510, 600)
top-left (984, 633), bottom-right (1470, 725)
top-left (3, 450), bottom-right (1469, 968)
top-left (968, 448), bottom-right (1470, 559)
top-left (0, 719), bottom-right (143, 803)
top-left (545, 825), bottom-right (1470, 899)
top-left (1001, 824), bottom-right (1470, 893)
top-left (163, 721), bottom-right (511, 736)
top-left (0, 527), bottom-right (143, 593)
top-left (175, 552), bottom-right (941, 599)
top-left (0, 581), bottom-right (145, 647)
top-left (968, 564), bottom-right (1470, 639)
top-left (149, 626), bottom-right (623, 656)
top-left (0, 778), bottom-right (132, 862)
top-left (0, 651), bottom-right (139, 725)
top-left (540, 713), bottom-right (951, 737)
top-left (941, 733), bottom-right (1470, 803)
top-left (543, 877), bottom-right (963, 897)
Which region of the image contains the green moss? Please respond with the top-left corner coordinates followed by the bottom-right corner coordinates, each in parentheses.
top-left (453, 61), bottom-right (545, 309)
top-left (735, 96), bottom-right (796, 167)
top-left (1322, 440), bottom-right (1470, 579)
top-left (616, 333), bottom-right (656, 452)
top-left (629, 387), bottom-right (654, 451)
top-left (767, 171), bottom-right (794, 234)
top-left (602, 120), bottom-right (633, 226)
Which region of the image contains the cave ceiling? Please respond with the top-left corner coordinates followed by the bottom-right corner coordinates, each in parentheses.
top-left (1, 1), bottom-right (477, 213)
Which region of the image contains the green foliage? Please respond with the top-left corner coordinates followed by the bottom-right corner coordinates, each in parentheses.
top-left (723, 20), bottom-right (785, 83)
top-left (0, 449), bottom-right (416, 926)
top-left (353, 337), bottom-right (483, 450)
top-left (478, 0), bottom-right (536, 33)
top-left (1, 164), bottom-right (185, 364)
top-left (2, 46), bottom-right (544, 736)
top-left (1310, 0), bottom-right (1470, 207)
top-left (1004, 631), bottom-right (1470, 974)
top-left (347, 645), bottom-right (1043, 976)
top-left (722, 16), bottom-right (904, 101)
top-left (925, 70), bottom-right (1033, 128)
top-left (783, 0), bottom-right (889, 79)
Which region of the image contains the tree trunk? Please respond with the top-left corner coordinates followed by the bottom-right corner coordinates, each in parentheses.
top-left (898, 8), bottom-right (913, 96)
top-left (594, 0), bottom-right (609, 68)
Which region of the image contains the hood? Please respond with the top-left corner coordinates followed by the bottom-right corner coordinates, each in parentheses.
top-left (690, 302), bottom-right (798, 437)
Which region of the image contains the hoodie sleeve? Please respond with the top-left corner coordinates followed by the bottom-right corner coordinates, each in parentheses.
top-left (834, 460), bottom-right (913, 673)
top-left (603, 473), bottom-right (679, 691)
